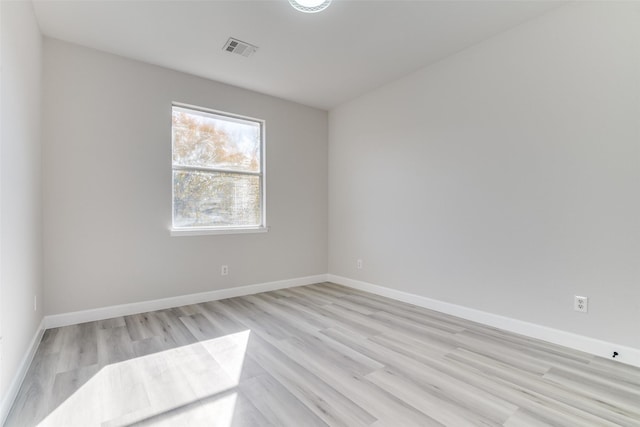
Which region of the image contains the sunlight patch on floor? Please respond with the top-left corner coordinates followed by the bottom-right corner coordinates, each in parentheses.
top-left (39, 330), bottom-right (251, 426)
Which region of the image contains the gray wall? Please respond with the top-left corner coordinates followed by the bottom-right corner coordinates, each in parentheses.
top-left (329, 2), bottom-right (640, 348)
top-left (43, 39), bottom-right (328, 315)
top-left (0, 0), bottom-right (44, 407)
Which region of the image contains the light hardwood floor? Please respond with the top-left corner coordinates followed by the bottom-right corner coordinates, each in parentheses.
top-left (5, 283), bottom-right (640, 426)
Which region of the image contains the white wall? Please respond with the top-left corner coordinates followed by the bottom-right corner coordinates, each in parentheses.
top-left (329, 2), bottom-right (640, 349)
top-left (43, 39), bottom-right (328, 315)
top-left (0, 0), bottom-right (44, 411)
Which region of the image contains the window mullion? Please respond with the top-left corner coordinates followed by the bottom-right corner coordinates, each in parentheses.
top-left (172, 164), bottom-right (261, 177)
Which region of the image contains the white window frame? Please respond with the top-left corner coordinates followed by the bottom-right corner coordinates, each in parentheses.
top-left (170, 102), bottom-right (267, 236)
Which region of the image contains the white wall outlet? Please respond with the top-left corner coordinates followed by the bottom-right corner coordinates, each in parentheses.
top-left (574, 295), bottom-right (588, 313)
top-left (356, 259), bottom-right (363, 269)
top-left (221, 265), bottom-right (229, 276)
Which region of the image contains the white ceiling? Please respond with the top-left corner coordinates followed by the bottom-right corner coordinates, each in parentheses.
top-left (32, 0), bottom-right (562, 110)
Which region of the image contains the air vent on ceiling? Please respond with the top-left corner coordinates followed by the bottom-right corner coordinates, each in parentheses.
top-left (223, 38), bottom-right (258, 58)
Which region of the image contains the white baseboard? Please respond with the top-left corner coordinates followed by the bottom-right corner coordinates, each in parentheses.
top-left (327, 274), bottom-right (640, 368)
top-left (45, 274), bottom-right (329, 329)
top-left (0, 318), bottom-right (46, 426)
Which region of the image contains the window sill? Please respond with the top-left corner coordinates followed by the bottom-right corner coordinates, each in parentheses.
top-left (170, 226), bottom-right (269, 237)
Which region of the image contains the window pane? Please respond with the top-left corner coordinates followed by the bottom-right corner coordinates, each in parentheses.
top-left (173, 170), bottom-right (261, 228)
top-left (172, 107), bottom-right (261, 172)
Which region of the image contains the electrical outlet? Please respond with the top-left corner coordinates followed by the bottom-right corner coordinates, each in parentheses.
top-left (574, 295), bottom-right (588, 313)
top-left (221, 265), bottom-right (229, 276)
top-left (357, 259), bottom-right (363, 269)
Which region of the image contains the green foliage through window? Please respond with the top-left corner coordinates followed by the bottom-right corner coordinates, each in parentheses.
top-left (172, 105), bottom-right (264, 229)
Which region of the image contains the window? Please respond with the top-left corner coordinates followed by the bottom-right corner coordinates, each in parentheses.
top-left (171, 104), bottom-right (265, 235)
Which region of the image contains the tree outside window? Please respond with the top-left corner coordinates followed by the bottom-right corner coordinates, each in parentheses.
top-left (171, 105), bottom-right (265, 230)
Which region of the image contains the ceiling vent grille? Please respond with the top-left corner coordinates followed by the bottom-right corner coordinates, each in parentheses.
top-left (223, 38), bottom-right (258, 58)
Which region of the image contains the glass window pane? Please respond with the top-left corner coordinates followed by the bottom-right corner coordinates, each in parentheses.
top-left (172, 107), bottom-right (261, 172)
top-left (173, 170), bottom-right (261, 228)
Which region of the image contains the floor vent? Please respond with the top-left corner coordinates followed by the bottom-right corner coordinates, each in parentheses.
top-left (223, 37), bottom-right (258, 58)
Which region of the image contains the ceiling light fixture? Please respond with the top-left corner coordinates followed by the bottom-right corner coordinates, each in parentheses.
top-left (289, 0), bottom-right (331, 14)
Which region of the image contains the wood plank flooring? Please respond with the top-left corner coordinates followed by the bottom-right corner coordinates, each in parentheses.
top-left (5, 283), bottom-right (640, 426)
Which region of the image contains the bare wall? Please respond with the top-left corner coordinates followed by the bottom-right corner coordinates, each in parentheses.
top-left (43, 39), bottom-right (328, 315)
top-left (329, 2), bottom-right (640, 348)
top-left (0, 0), bottom-right (44, 408)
